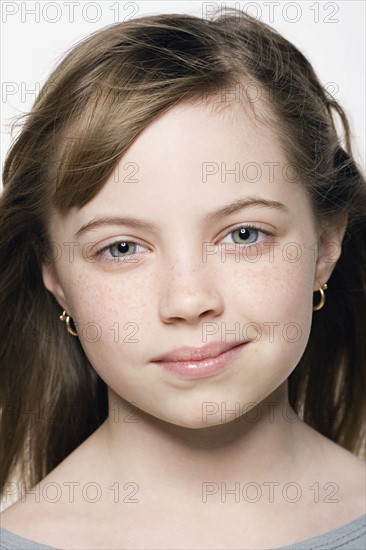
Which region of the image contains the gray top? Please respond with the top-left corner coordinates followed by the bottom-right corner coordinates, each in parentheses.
top-left (0, 513), bottom-right (365, 549)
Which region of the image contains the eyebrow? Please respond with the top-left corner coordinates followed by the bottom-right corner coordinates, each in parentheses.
top-left (74, 197), bottom-right (289, 239)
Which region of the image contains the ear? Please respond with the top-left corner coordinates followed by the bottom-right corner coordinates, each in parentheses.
top-left (41, 262), bottom-right (68, 312)
top-left (313, 212), bottom-right (348, 290)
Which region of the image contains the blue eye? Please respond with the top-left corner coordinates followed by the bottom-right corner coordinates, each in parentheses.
top-left (221, 224), bottom-right (273, 247)
top-left (231, 226), bottom-right (259, 245)
top-left (95, 224), bottom-right (274, 265)
top-left (107, 241), bottom-right (135, 256)
top-left (96, 240), bottom-right (146, 263)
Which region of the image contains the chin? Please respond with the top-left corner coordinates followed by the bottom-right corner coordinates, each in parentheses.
top-left (160, 408), bottom-right (236, 430)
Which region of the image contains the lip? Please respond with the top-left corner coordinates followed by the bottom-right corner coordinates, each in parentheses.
top-left (152, 340), bottom-right (248, 362)
top-left (152, 341), bottom-right (249, 379)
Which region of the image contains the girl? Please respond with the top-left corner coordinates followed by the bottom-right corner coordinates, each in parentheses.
top-left (0, 7), bottom-right (365, 550)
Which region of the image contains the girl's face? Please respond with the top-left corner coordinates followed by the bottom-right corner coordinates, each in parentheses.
top-left (42, 101), bottom-right (343, 428)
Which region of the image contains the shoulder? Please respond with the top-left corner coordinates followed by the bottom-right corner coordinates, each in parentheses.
top-left (0, 426), bottom-right (108, 547)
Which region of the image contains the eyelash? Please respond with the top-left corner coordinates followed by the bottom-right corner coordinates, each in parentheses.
top-left (95, 224), bottom-right (274, 264)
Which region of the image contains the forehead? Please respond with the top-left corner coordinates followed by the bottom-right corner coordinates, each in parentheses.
top-left (131, 99), bottom-right (284, 162)
top-left (87, 100), bottom-right (297, 201)
top-left (100, 99), bottom-right (292, 198)
top-left (50, 100), bottom-right (312, 235)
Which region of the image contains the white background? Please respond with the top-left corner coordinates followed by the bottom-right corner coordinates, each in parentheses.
top-left (1, 0), bottom-right (365, 186)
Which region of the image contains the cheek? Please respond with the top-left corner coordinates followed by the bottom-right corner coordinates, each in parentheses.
top-left (66, 263), bottom-right (147, 322)
top-left (266, 272), bottom-right (314, 375)
top-left (63, 269), bottom-right (150, 371)
top-left (228, 247), bottom-right (315, 350)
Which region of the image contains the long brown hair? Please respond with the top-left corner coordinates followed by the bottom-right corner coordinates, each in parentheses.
top-left (1, 8), bottom-right (365, 499)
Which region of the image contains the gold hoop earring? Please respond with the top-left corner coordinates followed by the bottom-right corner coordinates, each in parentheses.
top-left (313, 283), bottom-right (328, 311)
top-left (59, 310), bottom-right (78, 336)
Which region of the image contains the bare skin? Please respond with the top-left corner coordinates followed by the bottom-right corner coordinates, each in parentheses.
top-left (1, 385), bottom-right (365, 549)
top-left (1, 101), bottom-right (364, 549)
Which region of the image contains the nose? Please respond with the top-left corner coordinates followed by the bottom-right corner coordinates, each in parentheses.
top-left (158, 257), bottom-right (224, 324)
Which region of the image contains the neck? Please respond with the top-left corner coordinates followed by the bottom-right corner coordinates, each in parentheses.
top-left (97, 382), bottom-right (304, 501)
